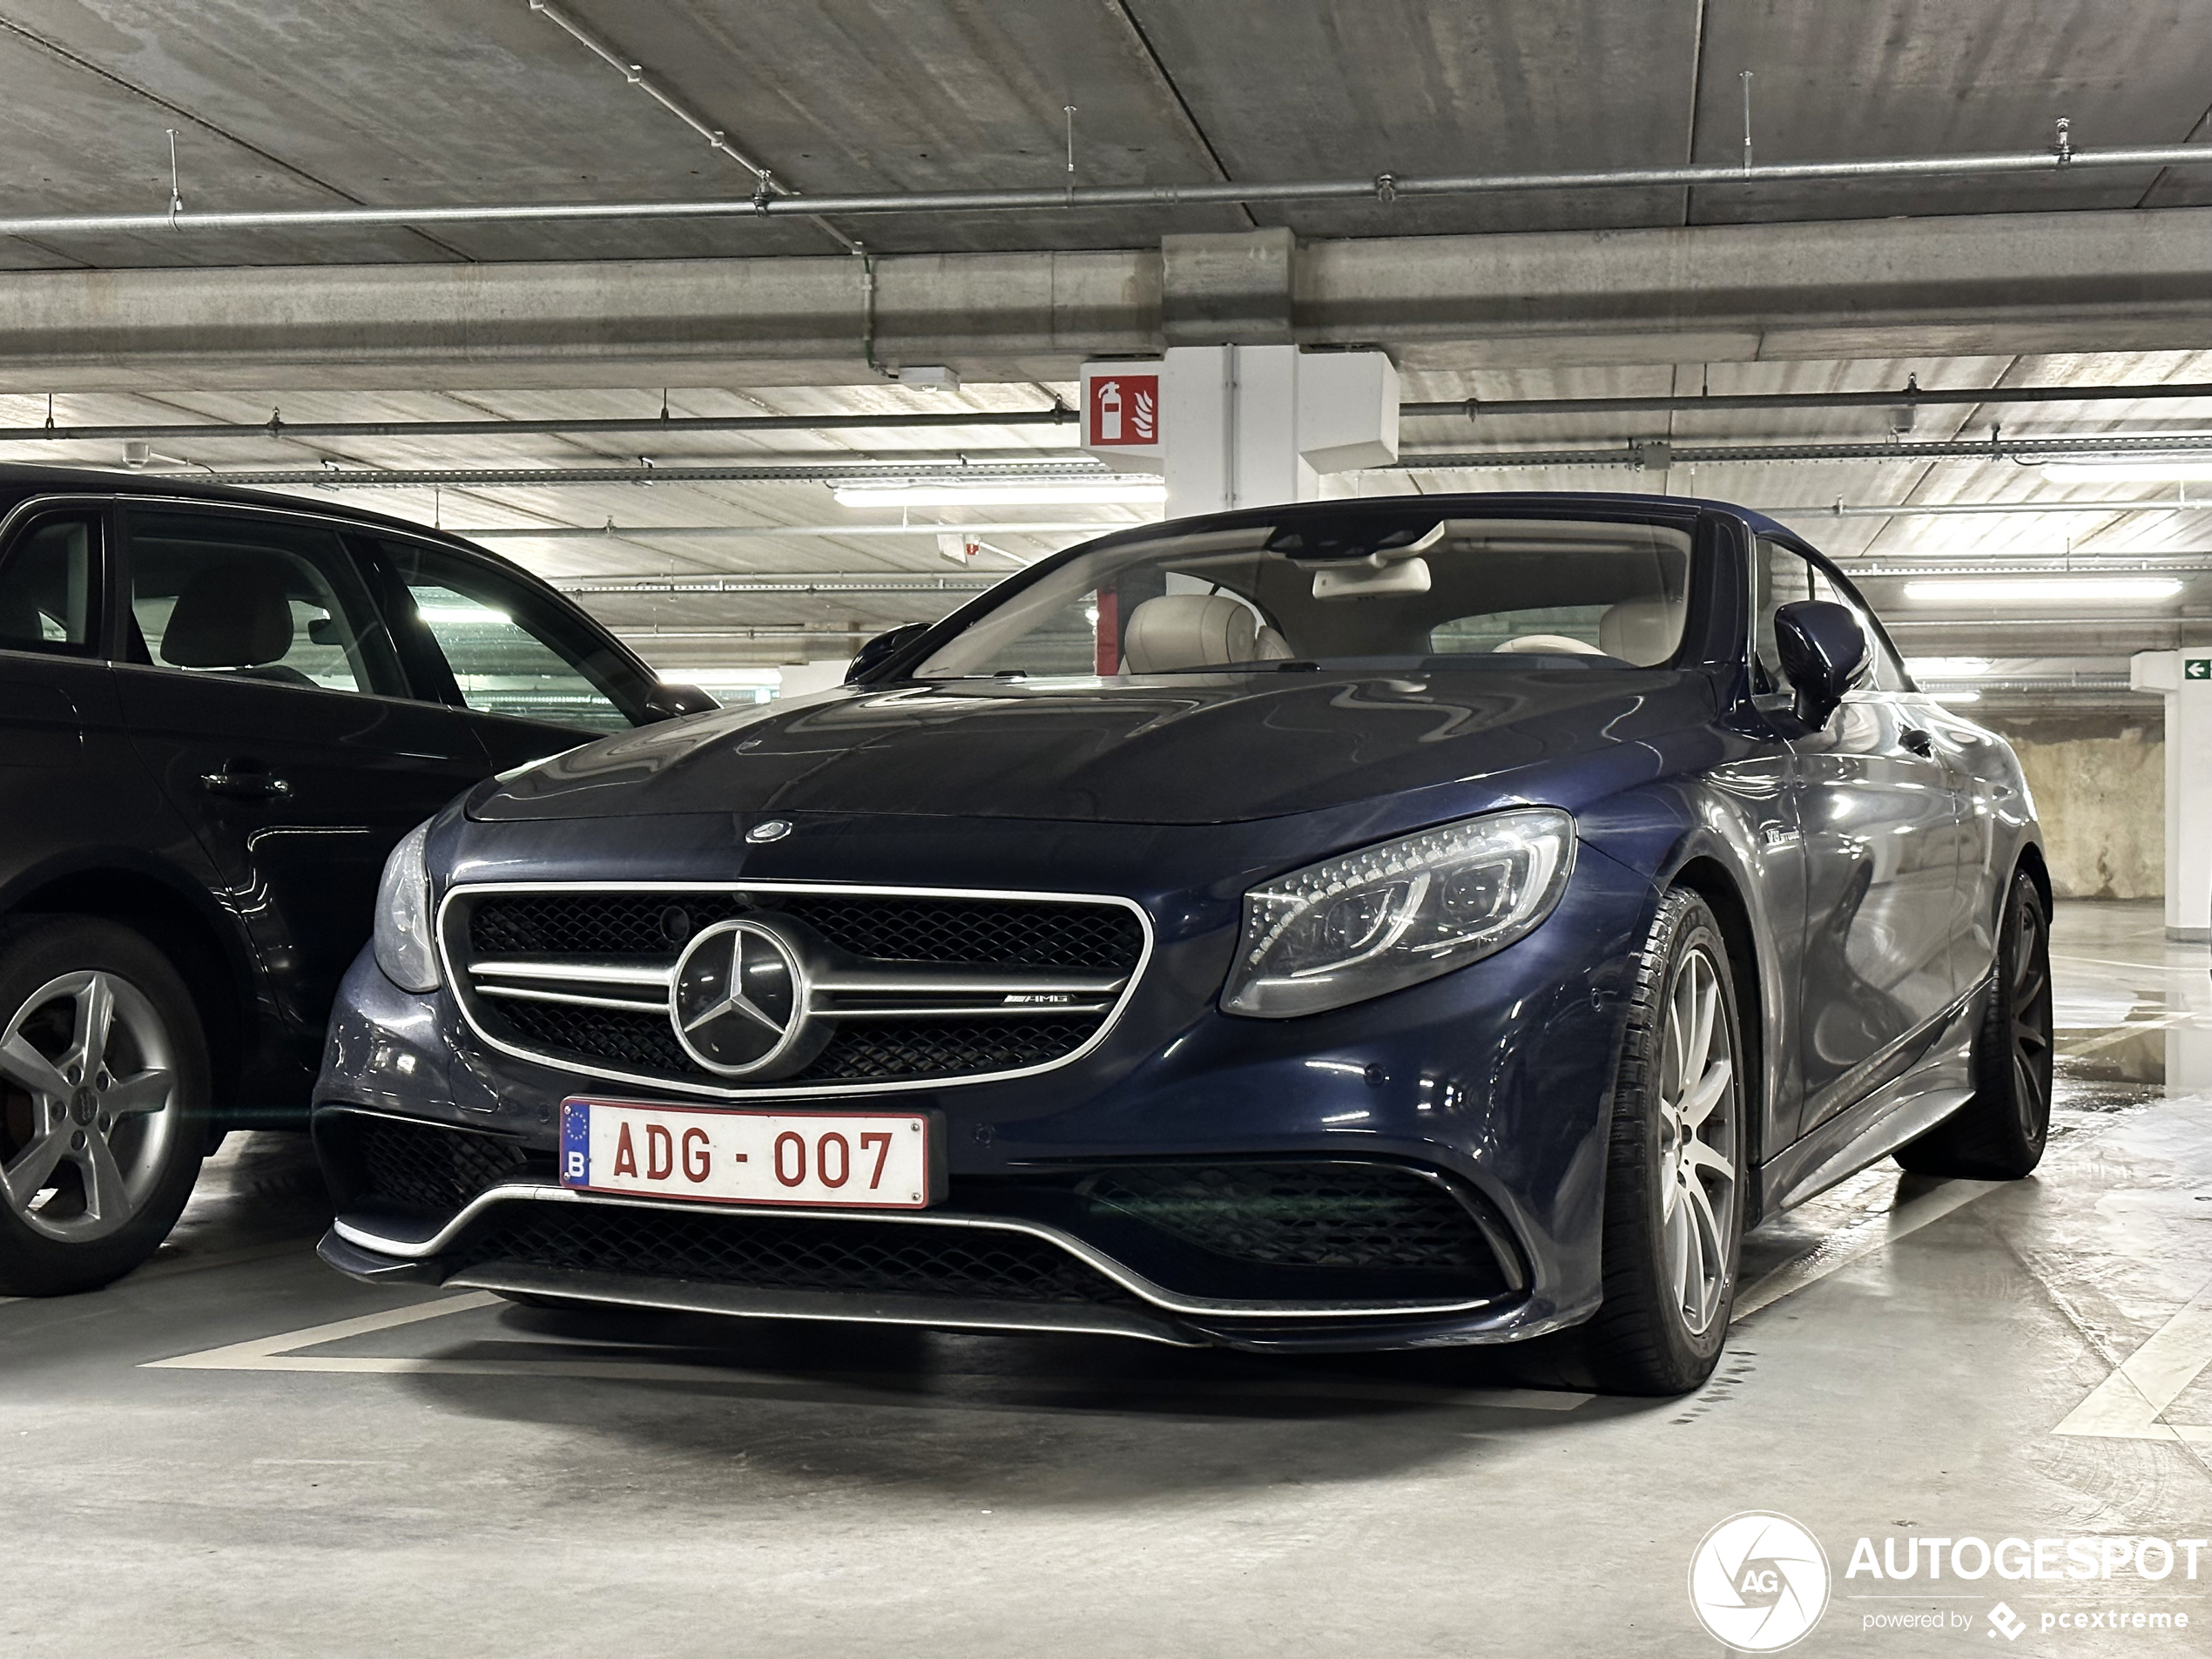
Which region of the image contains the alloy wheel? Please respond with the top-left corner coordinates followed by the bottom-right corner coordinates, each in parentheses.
top-left (2008, 895), bottom-right (2054, 1142)
top-left (1657, 943), bottom-right (1739, 1336)
top-left (0, 971), bottom-right (179, 1244)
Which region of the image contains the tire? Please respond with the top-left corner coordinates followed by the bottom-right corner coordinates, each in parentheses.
top-left (0, 915), bottom-right (211, 1296)
top-left (1576, 888), bottom-right (1749, 1396)
top-left (1895, 870), bottom-right (2053, 1180)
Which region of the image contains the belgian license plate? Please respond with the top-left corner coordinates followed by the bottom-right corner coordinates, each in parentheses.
top-left (559, 1098), bottom-right (935, 1209)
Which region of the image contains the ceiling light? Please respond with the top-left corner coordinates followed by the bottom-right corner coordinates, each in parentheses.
top-left (1906, 657), bottom-right (1993, 678)
top-left (1902, 577), bottom-right (2182, 604)
top-left (1931, 690), bottom-right (1984, 705)
top-left (2040, 461), bottom-right (2212, 483)
top-left (832, 479), bottom-right (1166, 509)
top-left (415, 603), bottom-right (512, 624)
top-left (897, 366), bottom-right (961, 394)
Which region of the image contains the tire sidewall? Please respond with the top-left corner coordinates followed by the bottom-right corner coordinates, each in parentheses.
top-left (1986, 872), bottom-right (2053, 1157)
top-left (1608, 894), bottom-right (1748, 1380)
top-left (0, 916), bottom-right (211, 1295)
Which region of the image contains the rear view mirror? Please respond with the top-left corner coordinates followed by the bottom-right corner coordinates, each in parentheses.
top-left (641, 683), bottom-right (719, 722)
top-left (847, 623), bottom-right (928, 683)
top-left (1773, 600), bottom-right (1870, 728)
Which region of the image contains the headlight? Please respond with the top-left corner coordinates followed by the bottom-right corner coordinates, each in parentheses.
top-left (1221, 808), bottom-right (1575, 1018)
top-left (373, 819), bottom-right (441, 994)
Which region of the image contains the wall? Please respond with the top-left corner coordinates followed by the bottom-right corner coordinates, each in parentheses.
top-left (1979, 710), bottom-right (2165, 900)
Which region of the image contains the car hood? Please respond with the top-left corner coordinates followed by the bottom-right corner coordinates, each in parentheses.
top-left (471, 669), bottom-right (1710, 826)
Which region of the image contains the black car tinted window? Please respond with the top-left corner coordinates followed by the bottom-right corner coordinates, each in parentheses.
top-left (368, 539), bottom-right (644, 734)
top-left (0, 513), bottom-right (100, 656)
top-left (125, 510), bottom-right (406, 697)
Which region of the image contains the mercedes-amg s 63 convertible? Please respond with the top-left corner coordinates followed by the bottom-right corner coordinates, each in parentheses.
top-left (313, 493), bottom-right (2051, 1394)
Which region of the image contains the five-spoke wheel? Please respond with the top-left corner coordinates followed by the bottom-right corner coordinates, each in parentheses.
top-left (0, 918), bottom-right (208, 1296)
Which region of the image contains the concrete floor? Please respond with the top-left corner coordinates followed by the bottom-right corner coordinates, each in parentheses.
top-left (3, 900), bottom-right (2210, 1657)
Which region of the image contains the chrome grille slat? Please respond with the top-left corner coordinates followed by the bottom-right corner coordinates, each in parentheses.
top-left (440, 881), bottom-right (1151, 1098)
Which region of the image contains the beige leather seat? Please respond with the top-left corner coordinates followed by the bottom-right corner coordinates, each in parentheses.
top-left (1597, 595), bottom-right (1686, 666)
top-left (1493, 633), bottom-right (1604, 656)
top-left (1121, 594), bottom-right (1291, 672)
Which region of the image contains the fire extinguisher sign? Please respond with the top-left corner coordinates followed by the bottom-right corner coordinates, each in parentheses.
top-left (1088, 373), bottom-right (1158, 446)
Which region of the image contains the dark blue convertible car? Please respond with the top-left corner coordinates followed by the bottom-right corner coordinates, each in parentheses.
top-left (313, 494), bottom-right (2051, 1394)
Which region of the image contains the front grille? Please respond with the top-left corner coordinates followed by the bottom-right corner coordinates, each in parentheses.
top-left (468, 891), bottom-right (1143, 970)
top-left (455, 1204), bottom-right (1138, 1308)
top-left (1084, 1163), bottom-right (1496, 1271)
top-left (450, 886), bottom-right (1145, 1092)
top-left (341, 1114), bottom-right (539, 1214)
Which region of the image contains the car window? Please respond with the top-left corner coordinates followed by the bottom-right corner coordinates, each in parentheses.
top-left (366, 539), bottom-right (644, 734)
top-left (916, 515), bottom-right (1695, 678)
top-left (0, 512), bottom-right (100, 657)
top-left (125, 510), bottom-right (403, 696)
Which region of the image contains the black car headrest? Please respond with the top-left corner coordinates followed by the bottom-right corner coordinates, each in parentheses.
top-left (160, 560), bottom-right (297, 669)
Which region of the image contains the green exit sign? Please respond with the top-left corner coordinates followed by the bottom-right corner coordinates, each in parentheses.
top-left (2188, 658), bottom-right (2212, 680)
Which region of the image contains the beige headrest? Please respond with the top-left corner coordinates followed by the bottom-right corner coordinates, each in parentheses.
top-left (1599, 595), bottom-right (1684, 666)
top-left (1122, 594), bottom-right (1285, 672)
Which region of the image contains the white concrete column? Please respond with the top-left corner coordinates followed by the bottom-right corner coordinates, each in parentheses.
top-left (2129, 650), bottom-right (2212, 941)
top-left (1078, 345), bottom-right (1399, 517)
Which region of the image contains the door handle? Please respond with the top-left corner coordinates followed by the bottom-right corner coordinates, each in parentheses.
top-left (199, 762), bottom-right (294, 801)
top-left (1900, 727), bottom-right (1935, 759)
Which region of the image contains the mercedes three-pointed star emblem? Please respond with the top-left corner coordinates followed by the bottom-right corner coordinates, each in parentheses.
top-left (670, 919), bottom-right (814, 1077)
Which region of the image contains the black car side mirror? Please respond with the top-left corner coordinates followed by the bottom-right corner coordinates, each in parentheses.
top-left (641, 683), bottom-right (720, 722)
top-left (846, 623), bottom-right (928, 683)
top-left (1773, 600), bottom-right (1870, 728)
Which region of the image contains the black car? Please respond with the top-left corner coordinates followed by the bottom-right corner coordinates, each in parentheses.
top-left (313, 494), bottom-right (2052, 1395)
top-left (0, 465), bottom-right (711, 1296)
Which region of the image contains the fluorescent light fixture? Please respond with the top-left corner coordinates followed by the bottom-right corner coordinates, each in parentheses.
top-left (1906, 657), bottom-right (1993, 678)
top-left (663, 667), bottom-right (781, 688)
top-left (415, 603), bottom-right (511, 624)
top-left (1903, 577), bottom-right (2182, 604)
top-left (2040, 461), bottom-right (2212, 483)
top-left (832, 479), bottom-right (1166, 509)
top-left (1931, 690), bottom-right (1984, 705)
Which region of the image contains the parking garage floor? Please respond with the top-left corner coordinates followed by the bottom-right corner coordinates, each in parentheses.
top-left (3, 901), bottom-right (2209, 1657)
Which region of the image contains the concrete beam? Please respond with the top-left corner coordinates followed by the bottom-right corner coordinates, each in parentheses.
top-left (2, 208), bottom-right (2209, 390)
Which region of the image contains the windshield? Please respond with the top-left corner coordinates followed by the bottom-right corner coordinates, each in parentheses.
top-left (914, 514), bottom-right (1695, 679)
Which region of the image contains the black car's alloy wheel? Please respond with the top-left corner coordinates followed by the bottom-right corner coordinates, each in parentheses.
top-left (1580, 887), bottom-right (1747, 1395)
top-left (0, 916), bottom-right (209, 1297)
top-left (1895, 870), bottom-right (2054, 1181)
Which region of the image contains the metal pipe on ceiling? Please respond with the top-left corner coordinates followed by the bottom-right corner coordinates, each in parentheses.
top-left (467, 521), bottom-right (1117, 539)
top-left (1399, 433), bottom-right (2212, 469)
top-left (139, 431), bottom-right (2212, 489)
top-left (138, 459), bottom-right (1111, 488)
top-left (1764, 496), bottom-right (2212, 518)
top-left (0, 408), bottom-right (1076, 443)
top-left (3, 141), bottom-right (2208, 239)
top-left (1399, 381), bottom-right (2212, 421)
top-left (525, 0), bottom-right (857, 255)
top-left (556, 575), bottom-right (1000, 595)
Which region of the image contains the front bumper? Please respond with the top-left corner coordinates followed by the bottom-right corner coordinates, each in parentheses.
top-left (312, 812), bottom-right (1657, 1352)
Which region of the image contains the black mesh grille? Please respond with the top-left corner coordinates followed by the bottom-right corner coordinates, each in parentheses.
top-left (1085, 1163), bottom-right (1494, 1271)
top-left (457, 1204), bottom-right (1137, 1307)
top-left (457, 887), bottom-right (1141, 1088)
top-left (348, 1115), bottom-right (536, 1214)
top-left (469, 891), bottom-right (1142, 971)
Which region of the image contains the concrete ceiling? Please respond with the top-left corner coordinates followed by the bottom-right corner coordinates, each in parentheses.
top-left (0, 1), bottom-right (2206, 691)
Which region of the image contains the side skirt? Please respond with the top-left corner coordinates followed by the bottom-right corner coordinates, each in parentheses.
top-left (1755, 973), bottom-right (1988, 1217)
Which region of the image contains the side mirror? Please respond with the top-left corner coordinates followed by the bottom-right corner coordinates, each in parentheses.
top-left (1773, 600), bottom-right (1870, 728)
top-left (641, 682), bottom-right (720, 722)
top-left (846, 622), bottom-right (928, 684)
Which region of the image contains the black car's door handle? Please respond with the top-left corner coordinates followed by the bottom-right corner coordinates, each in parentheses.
top-left (199, 762), bottom-right (294, 800)
top-left (1900, 727), bottom-right (1936, 759)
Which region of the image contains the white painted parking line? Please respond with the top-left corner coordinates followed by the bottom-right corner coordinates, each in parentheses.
top-left (1732, 1178), bottom-right (2005, 1322)
top-left (139, 1293), bottom-right (1593, 1409)
top-left (2052, 1278), bottom-right (2212, 1443)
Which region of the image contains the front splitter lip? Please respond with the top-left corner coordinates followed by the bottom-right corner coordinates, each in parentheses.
top-left (332, 1183), bottom-right (1516, 1324)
